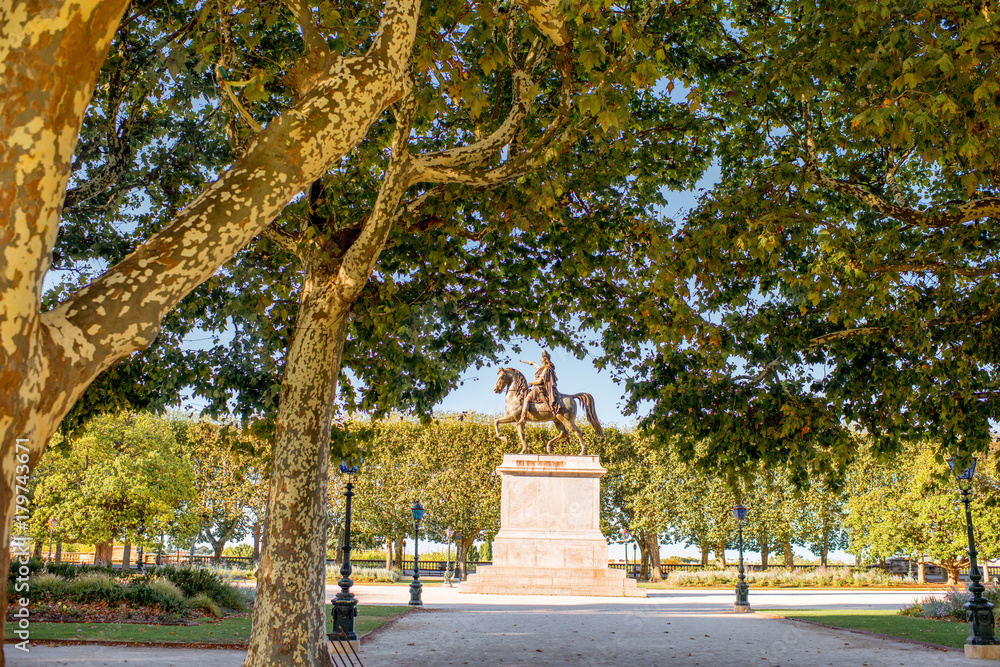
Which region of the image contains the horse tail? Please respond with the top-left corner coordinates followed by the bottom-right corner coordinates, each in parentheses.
top-left (572, 393), bottom-right (604, 439)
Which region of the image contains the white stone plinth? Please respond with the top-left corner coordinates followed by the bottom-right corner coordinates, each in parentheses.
top-left (965, 643), bottom-right (1000, 660)
top-left (460, 454), bottom-right (645, 597)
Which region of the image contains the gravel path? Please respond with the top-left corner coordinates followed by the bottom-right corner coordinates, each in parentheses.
top-left (8, 585), bottom-right (990, 667)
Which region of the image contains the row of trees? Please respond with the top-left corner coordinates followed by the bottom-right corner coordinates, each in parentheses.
top-left (333, 414), bottom-right (999, 585)
top-left (25, 410), bottom-right (998, 586)
top-left (24, 413), bottom-right (269, 564)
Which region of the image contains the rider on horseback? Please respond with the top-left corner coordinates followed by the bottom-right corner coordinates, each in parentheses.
top-left (518, 350), bottom-right (562, 424)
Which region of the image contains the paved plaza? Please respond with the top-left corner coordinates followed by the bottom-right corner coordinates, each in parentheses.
top-left (7, 584), bottom-right (996, 666)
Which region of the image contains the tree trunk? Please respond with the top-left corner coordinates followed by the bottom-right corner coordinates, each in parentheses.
top-left (782, 539), bottom-right (794, 567)
top-left (646, 532), bottom-right (662, 583)
top-left (918, 556), bottom-right (926, 584)
top-left (638, 534), bottom-right (649, 581)
top-left (385, 536), bottom-right (394, 569)
top-left (189, 532), bottom-right (199, 565)
top-left (759, 527), bottom-right (769, 569)
top-left (252, 520), bottom-right (262, 564)
top-left (244, 269), bottom-right (346, 667)
top-left (55, 540), bottom-right (62, 564)
top-left (714, 542), bottom-right (727, 568)
top-left (0, 0), bottom-right (423, 657)
top-left (94, 541), bottom-right (113, 565)
top-left (394, 536), bottom-right (404, 569)
top-left (700, 544), bottom-right (709, 567)
top-left (32, 540), bottom-right (43, 558)
top-left (820, 524), bottom-right (829, 567)
top-left (945, 562), bottom-right (961, 585)
top-left (122, 541), bottom-right (131, 570)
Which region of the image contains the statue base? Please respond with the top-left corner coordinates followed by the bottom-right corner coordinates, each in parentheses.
top-left (965, 644), bottom-right (1000, 660)
top-left (460, 454), bottom-right (645, 598)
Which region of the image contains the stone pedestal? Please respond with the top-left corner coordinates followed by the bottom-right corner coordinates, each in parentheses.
top-left (460, 454), bottom-right (645, 597)
top-left (964, 644), bottom-right (1000, 660)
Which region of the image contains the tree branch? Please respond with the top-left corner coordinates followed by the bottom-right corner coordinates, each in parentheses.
top-left (284, 0), bottom-right (330, 54)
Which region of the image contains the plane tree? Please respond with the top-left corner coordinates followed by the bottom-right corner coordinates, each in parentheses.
top-left (3, 0), bottom-right (720, 662)
top-left (612, 0), bottom-right (1000, 482)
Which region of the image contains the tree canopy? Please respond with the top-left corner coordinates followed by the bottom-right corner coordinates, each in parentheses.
top-left (611, 0), bottom-right (1000, 483)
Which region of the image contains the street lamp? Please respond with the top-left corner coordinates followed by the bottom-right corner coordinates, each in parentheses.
top-left (622, 529), bottom-right (631, 578)
top-left (409, 501), bottom-right (425, 606)
top-left (331, 462), bottom-right (360, 642)
top-left (948, 454), bottom-right (998, 653)
top-left (445, 526), bottom-right (454, 587)
top-left (731, 504), bottom-right (750, 613)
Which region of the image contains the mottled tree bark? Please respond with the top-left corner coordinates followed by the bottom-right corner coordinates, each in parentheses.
top-left (759, 527), bottom-right (770, 568)
top-left (0, 0), bottom-right (420, 659)
top-left (94, 541), bottom-right (113, 565)
top-left (782, 539), bottom-right (794, 567)
top-left (713, 542), bottom-right (727, 568)
top-left (646, 532), bottom-right (662, 583)
top-left (246, 97), bottom-right (417, 667)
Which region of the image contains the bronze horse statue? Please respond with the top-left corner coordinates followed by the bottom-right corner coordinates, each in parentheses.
top-left (492, 367), bottom-right (604, 455)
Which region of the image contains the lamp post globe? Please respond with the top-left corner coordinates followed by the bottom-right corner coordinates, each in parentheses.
top-left (948, 455), bottom-right (998, 653)
top-left (331, 461), bottom-right (361, 643)
top-left (731, 504), bottom-right (750, 613)
top-left (409, 501), bottom-right (425, 606)
top-left (445, 526), bottom-right (455, 587)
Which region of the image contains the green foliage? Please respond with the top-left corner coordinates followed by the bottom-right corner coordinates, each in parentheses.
top-left (845, 440), bottom-right (1000, 575)
top-left (616, 0), bottom-right (1000, 482)
top-left (154, 565), bottom-right (246, 611)
top-left (326, 565), bottom-right (399, 584)
top-left (903, 586), bottom-right (1000, 622)
top-left (31, 412), bottom-right (197, 549)
top-left (187, 592), bottom-right (224, 618)
top-left (666, 567), bottom-right (904, 588)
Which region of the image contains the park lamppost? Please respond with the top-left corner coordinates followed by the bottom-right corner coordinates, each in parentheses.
top-left (948, 454), bottom-right (999, 657)
top-left (331, 461), bottom-right (361, 643)
top-left (731, 504), bottom-right (750, 613)
top-left (409, 501), bottom-right (425, 606)
top-left (445, 526), bottom-right (455, 587)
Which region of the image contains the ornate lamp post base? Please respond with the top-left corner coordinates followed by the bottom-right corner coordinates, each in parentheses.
top-left (408, 578), bottom-right (423, 606)
top-left (734, 580), bottom-right (751, 613)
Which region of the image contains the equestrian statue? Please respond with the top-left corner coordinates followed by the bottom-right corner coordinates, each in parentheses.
top-left (492, 351), bottom-right (604, 455)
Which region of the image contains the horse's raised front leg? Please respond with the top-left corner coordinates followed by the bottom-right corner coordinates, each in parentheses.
top-left (494, 415), bottom-right (509, 442)
top-left (545, 421), bottom-right (569, 454)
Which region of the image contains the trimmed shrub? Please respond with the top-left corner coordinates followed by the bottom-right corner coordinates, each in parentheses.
top-left (902, 584), bottom-right (1000, 621)
top-left (66, 572), bottom-right (125, 605)
top-left (154, 565), bottom-right (247, 611)
top-left (665, 567), bottom-right (905, 587)
top-left (189, 592), bottom-right (223, 618)
top-left (30, 572), bottom-right (67, 597)
top-left (121, 577), bottom-right (187, 613)
top-left (326, 564), bottom-right (399, 583)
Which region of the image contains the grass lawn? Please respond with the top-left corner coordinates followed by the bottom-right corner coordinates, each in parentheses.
top-left (4, 604), bottom-right (410, 645)
top-left (760, 609), bottom-right (968, 649)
